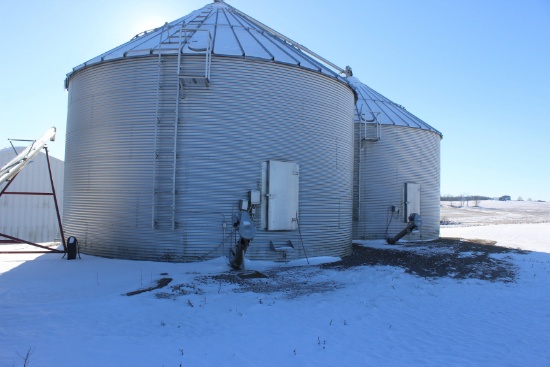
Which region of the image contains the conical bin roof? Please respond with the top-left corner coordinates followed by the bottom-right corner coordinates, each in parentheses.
top-left (347, 76), bottom-right (442, 136)
top-left (68, 0), bottom-right (345, 82)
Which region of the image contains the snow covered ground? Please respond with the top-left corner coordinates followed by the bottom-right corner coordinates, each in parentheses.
top-left (440, 199), bottom-right (550, 226)
top-left (1, 201), bottom-right (549, 366)
top-left (441, 200), bottom-right (550, 253)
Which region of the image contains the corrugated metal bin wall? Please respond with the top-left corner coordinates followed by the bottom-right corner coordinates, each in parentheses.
top-left (353, 125), bottom-right (441, 240)
top-left (64, 56), bottom-right (354, 262)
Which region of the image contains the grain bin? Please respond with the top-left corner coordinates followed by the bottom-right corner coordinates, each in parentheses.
top-left (347, 76), bottom-right (443, 241)
top-left (63, 1), bottom-right (355, 262)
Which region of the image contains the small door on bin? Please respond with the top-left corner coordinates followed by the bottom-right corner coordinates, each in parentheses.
top-left (266, 160), bottom-right (299, 231)
top-left (404, 183), bottom-right (421, 222)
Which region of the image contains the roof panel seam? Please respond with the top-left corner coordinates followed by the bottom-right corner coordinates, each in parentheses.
top-left (227, 11), bottom-right (275, 60)
top-left (223, 8), bottom-right (245, 56)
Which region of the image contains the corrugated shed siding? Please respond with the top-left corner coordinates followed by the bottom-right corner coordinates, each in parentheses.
top-left (64, 56), bottom-right (354, 262)
top-left (0, 150), bottom-right (64, 243)
top-left (353, 125), bottom-right (441, 240)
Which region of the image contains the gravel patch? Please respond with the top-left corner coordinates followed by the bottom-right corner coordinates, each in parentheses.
top-left (323, 238), bottom-right (528, 282)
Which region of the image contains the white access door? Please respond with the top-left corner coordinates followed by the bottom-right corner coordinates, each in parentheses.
top-left (404, 182), bottom-right (421, 221)
top-left (267, 160), bottom-right (299, 231)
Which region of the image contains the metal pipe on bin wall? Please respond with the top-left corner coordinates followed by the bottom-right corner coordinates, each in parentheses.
top-left (356, 106), bottom-right (376, 227)
top-left (357, 105), bottom-right (363, 227)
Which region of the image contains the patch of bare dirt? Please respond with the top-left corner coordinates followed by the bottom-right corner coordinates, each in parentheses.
top-left (155, 282), bottom-right (205, 300)
top-left (154, 238), bottom-right (529, 300)
top-left (323, 238), bottom-right (528, 282)
top-left (203, 267), bottom-right (341, 299)
top-left (126, 278), bottom-right (173, 296)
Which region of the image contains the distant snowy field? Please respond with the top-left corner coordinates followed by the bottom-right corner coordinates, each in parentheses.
top-left (1, 201), bottom-right (549, 366)
top-left (440, 200), bottom-right (550, 253)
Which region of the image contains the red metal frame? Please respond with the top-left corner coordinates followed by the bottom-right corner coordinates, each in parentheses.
top-left (0, 147), bottom-right (66, 254)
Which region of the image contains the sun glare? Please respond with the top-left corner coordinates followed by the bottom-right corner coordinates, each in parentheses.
top-left (132, 16), bottom-right (165, 36)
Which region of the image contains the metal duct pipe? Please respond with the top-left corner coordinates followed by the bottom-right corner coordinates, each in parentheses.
top-left (386, 213), bottom-right (422, 245)
top-left (230, 210), bottom-right (256, 270)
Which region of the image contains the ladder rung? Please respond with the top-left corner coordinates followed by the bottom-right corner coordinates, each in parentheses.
top-left (153, 191), bottom-right (175, 195)
top-left (168, 33), bottom-right (193, 38)
top-left (155, 124), bottom-right (181, 128)
top-left (170, 36), bottom-right (193, 41)
top-left (155, 50), bottom-right (179, 55)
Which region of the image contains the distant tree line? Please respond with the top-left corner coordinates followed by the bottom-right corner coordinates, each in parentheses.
top-left (441, 195), bottom-right (492, 207)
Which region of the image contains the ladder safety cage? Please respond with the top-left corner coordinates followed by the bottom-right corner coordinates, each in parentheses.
top-left (178, 28), bottom-right (213, 88)
top-left (358, 106), bottom-right (381, 143)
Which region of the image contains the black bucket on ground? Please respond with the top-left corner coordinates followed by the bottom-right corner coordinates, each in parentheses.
top-left (67, 236), bottom-right (78, 260)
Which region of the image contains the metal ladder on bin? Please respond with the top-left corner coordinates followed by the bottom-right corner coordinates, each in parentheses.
top-left (152, 17), bottom-right (212, 230)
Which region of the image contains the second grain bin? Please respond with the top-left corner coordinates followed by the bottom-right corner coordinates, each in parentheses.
top-left (63, 1), bottom-right (355, 262)
top-left (347, 76), bottom-right (443, 241)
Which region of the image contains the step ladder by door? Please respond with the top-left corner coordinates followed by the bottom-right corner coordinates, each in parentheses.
top-left (151, 18), bottom-right (212, 230)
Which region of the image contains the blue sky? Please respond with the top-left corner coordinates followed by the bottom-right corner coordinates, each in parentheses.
top-left (1, 0), bottom-right (549, 201)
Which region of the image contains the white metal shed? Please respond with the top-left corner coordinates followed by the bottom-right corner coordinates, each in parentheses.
top-left (0, 147), bottom-right (64, 243)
